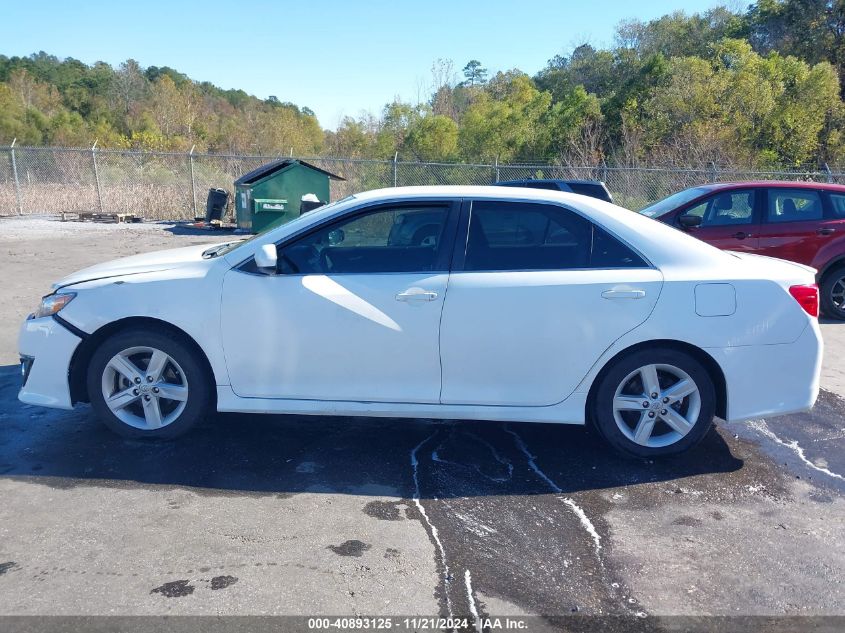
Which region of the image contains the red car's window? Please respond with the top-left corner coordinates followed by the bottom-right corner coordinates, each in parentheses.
top-left (686, 190), bottom-right (755, 227)
top-left (767, 189), bottom-right (823, 223)
top-left (827, 193), bottom-right (845, 218)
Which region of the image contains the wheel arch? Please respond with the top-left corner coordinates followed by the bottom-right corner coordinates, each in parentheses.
top-left (68, 316), bottom-right (216, 405)
top-left (817, 256), bottom-right (845, 282)
top-left (585, 339), bottom-right (727, 423)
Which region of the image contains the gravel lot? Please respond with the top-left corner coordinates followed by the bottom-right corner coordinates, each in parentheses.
top-left (1, 216), bottom-right (844, 626)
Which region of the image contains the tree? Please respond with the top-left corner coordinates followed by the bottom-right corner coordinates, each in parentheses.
top-left (430, 58), bottom-right (458, 118)
top-left (747, 0), bottom-right (845, 94)
top-left (615, 7), bottom-right (747, 59)
top-left (544, 85), bottom-right (605, 164)
top-left (405, 115), bottom-right (459, 161)
top-left (459, 72), bottom-right (552, 161)
top-left (376, 101), bottom-right (422, 158)
top-left (112, 59), bottom-right (147, 116)
top-left (461, 60), bottom-right (488, 87)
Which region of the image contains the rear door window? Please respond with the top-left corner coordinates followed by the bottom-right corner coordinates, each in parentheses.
top-left (463, 201), bottom-right (646, 271)
top-left (766, 189), bottom-right (823, 223)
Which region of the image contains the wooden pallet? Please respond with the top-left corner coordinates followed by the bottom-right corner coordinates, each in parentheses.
top-left (68, 212), bottom-right (140, 223)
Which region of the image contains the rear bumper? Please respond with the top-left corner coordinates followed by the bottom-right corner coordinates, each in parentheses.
top-left (17, 316), bottom-right (82, 410)
top-left (708, 320), bottom-right (823, 423)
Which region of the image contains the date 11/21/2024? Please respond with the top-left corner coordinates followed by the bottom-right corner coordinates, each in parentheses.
top-left (307, 617), bottom-right (529, 629)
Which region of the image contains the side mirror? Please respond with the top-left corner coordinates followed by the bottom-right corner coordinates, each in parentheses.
top-left (678, 214), bottom-right (703, 229)
top-left (328, 229), bottom-right (345, 246)
top-left (255, 243), bottom-right (278, 273)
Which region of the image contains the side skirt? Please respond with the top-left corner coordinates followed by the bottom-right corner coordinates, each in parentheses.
top-left (215, 386), bottom-right (588, 425)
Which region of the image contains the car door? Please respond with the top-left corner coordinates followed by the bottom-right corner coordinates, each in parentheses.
top-left (677, 188), bottom-right (761, 251)
top-left (220, 200), bottom-right (458, 403)
top-left (755, 188), bottom-right (828, 266)
top-left (439, 199), bottom-right (663, 407)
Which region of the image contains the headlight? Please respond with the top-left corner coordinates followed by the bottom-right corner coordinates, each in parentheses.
top-left (34, 293), bottom-right (76, 318)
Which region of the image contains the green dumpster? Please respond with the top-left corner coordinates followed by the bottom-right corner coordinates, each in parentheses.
top-left (234, 159), bottom-right (345, 233)
top-left (252, 198), bottom-right (298, 232)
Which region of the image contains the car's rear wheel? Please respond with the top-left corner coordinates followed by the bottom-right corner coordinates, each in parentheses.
top-left (591, 348), bottom-right (716, 457)
top-left (87, 328), bottom-right (211, 438)
top-left (821, 265), bottom-right (845, 320)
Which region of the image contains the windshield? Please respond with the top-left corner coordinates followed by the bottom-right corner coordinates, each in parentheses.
top-left (206, 196), bottom-right (356, 257)
top-left (638, 186), bottom-right (713, 218)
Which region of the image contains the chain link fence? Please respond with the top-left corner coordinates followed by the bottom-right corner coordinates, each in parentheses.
top-left (2, 145), bottom-right (843, 220)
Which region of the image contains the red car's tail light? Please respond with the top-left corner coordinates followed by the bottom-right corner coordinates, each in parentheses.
top-left (789, 284), bottom-right (819, 317)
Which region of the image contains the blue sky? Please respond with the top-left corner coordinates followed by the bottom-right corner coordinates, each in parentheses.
top-left (4, 0), bottom-right (722, 129)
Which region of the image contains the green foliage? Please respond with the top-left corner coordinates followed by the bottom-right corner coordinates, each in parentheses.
top-left (405, 115), bottom-right (459, 161)
top-left (3, 2), bottom-right (845, 169)
top-left (459, 72), bottom-right (552, 162)
top-left (462, 60), bottom-right (488, 87)
top-left (0, 53), bottom-right (322, 154)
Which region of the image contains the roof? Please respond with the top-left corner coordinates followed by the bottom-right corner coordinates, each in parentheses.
top-left (234, 159), bottom-right (345, 186)
top-left (703, 180), bottom-right (845, 191)
top-left (497, 178), bottom-right (602, 185)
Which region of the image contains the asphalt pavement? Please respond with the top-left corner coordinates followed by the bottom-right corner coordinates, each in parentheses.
top-left (0, 218), bottom-right (843, 630)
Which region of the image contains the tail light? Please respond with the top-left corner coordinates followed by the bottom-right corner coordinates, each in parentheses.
top-left (789, 284), bottom-right (819, 317)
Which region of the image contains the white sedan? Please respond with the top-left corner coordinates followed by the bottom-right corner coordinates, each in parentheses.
top-left (18, 186), bottom-right (823, 456)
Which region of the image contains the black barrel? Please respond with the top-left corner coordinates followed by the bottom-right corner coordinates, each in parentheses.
top-left (206, 188), bottom-right (229, 222)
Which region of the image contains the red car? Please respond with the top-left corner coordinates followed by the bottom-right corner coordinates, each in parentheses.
top-left (640, 181), bottom-right (845, 319)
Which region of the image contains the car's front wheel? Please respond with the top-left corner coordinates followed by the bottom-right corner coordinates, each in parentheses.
top-left (86, 328), bottom-right (211, 438)
top-left (591, 348), bottom-right (716, 457)
top-left (821, 265), bottom-right (845, 320)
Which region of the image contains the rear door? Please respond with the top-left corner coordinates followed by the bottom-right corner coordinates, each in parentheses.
top-left (439, 199), bottom-right (662, 407)
top-left (756, 188), bottom-right (828, 266)
top-left (678, 188), bottom-right (760, 251)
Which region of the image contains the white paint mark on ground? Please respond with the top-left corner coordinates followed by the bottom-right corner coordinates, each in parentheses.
top-left (750, 419), bottom-right (844, 482)
top-left (465, 569), bottom-right (481, 632)
top-left (560, 498), bottom-right (602, 552)
top-left (453, 511), bottom-right (498, 538)
top-left (466, 431), bottom-right (515, 481)
top-left (505, 426), bottom-right (602, 554)
top-left (411, 432), bottom-right (453, 618)
top-left (431, 431), bottom-right (513, 483)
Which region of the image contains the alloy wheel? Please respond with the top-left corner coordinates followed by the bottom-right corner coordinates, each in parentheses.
top-left (612, 363), bottom-right (702, 448)
top-left (100, 346), bottom-right (189, 430)
top-left (831, 275), bottom-right (845, 312)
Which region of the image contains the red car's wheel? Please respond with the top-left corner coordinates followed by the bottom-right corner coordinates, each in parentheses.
top-left (821, 265), bottom-right (845, 320)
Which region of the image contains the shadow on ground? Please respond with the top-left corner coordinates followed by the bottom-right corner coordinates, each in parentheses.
top-left (160, 222), bottom-right (241, 237)
top-left (0, 366), bottom-right (743, 500)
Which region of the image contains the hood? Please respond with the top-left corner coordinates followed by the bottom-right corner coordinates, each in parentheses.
top-left (52, 242), bottom-right (227, 290)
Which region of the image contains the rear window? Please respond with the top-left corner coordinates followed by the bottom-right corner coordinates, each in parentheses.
top-left (828, 193), bottom-right (845, 218)
top-left (567, 182), bottom-right (612, 203)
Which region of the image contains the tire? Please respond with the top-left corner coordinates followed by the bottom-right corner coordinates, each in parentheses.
top-left (86, 327), bottom-right (212, 438)
top-left (820, 265), bottom-right (845, 320)
top-left (591, 348), bottom-right (716, 458)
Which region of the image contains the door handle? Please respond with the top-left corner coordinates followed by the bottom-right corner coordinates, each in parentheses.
top-left (602, 289), bottom-right (646, 299)
top-left (817, 227), bottom-right (836, 236)
top-left (396, 288), bottom-right (438, 302)
top-left (732, 231), bottom-right (751, 240)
